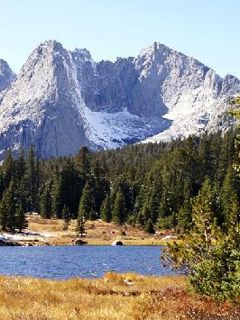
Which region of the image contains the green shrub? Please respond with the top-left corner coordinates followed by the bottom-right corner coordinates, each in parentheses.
top-left (188, 240), bottom-right (240, 300)
top-left (163, 177), bottom-right (240, 301)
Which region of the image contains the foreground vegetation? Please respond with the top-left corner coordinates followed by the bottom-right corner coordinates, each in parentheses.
top-left (0, 273), bottom-right (239, 320)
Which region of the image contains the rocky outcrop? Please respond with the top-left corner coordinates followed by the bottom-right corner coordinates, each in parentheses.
top-left (0, 59), bottom-right (15, 92)
top-left (0, 40), bottom-right (239, 160)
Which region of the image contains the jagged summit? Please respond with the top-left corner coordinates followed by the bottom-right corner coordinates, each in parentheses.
top-left (72, 48), bottom-right (92, 60)
top-left (0, 40), bottom-right (239, 160)
top-left (34, 39), bottom-right (64, 51)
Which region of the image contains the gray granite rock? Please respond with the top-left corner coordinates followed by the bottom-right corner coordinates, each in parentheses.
top-left (0, 40), bottom-right (239, 159)
top-left (0, 59), bottom-right (15, 92)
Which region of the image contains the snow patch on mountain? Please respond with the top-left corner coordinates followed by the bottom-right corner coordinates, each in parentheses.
top-left (83, 107), bottom-right (148, 148)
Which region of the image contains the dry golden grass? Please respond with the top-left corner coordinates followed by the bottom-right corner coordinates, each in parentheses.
top-left (0, 273), bottom-right (238, 320)
top-left (26, 215), bottom-right (175, 246)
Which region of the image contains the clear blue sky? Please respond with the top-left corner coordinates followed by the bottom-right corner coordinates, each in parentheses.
top-left (1, 0), bottom-right (240, 77)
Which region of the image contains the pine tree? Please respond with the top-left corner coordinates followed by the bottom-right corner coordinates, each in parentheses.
top-left (15, 147), bottom-right (26, 181)
top-left (74, 146), bottom-right (91, 182)
top-left (134, 184), bottom-right (148, 227)
top-left (220, 166), bottom-right (240, 235)
top-left (148, 183), bottom-right (160, 224)
top-left (164, 177), bottom-right (218, 269)
top-left (62, 205), bottom-right (71, 231)
top-left (77, 199), bottom-right (86, 237)
top-left (145, 219), bottom-right (155, 234)
top-left (177, 178), bottom-right (192, 230)
top-left (139, 202), bottom-right (151, 228)
top-left (15, 203), bottom-right (27, 232)
top-left (0, 171), bottom-right (4, 200)
top-left (112, 189), bottom-right (126, 225)
top-left (225, 195), bottom-right (239, 240)
top-left (191, 177), bottom-right (217, 247)
top-left (51, 176), bottom-right (63, 218)
top-left (100, 195), bottom-right (112, 222)
top-left (2, 149), bottom-right (14, 190)
top-left (0, 180), bottom-right (17, 232)
top-left (158, 166), bottom-right (174, 228)
top-left (40, 182), bottom-right (52, 218)
top-left (59, 159), bottom-right (83, 218)
top-left (78, 181), bottom-right (95, 220)
top-left (23, 146), bottom-right (38, 212)
top-left (91, 160), bottom-right (109, 214)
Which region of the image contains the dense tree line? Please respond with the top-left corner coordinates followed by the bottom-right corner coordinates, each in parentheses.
top-left (0, 128), bottom-right (238, 235)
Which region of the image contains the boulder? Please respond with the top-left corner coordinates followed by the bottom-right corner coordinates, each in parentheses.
top-left (112, 240), bottom-right (123, 246)
top-left (74, 238), bottom-right (87, 245)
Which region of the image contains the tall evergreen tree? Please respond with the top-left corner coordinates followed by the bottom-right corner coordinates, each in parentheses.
top-left (100, 194), bottom-right (112, 222)
top-left (15, 147), bottom-right (26, 181)
top-left (62, 205), bottom-right (71, 231)
top-left (220, 166), bottom-right (240, 234)
top-left (59, 159), bottom-right (83, 217)
top-left (51, 176), bottom-right (63, 218)
top-left (0, 180), bottom-right (17, 232)
top-left (112, 189), bottom-right (126, 225)
top-left (78, 181), bottom-right (95, 220)
top-left (77, 198), bottom-right (86, 237)
top-left (39, 181), bottom-right (52, 218)
top-left (24, 146), bottom-right (38, 211)
top-left (2, 149), bottom-right (14, 190)
top-left (74, 146), bottom-right (91, 182)
top-left (191, 177), bottom-right (217, 246)
top-left (177, 178), bottom-right (192, 229)
top-left (15, 203), bottom-right (27, 232)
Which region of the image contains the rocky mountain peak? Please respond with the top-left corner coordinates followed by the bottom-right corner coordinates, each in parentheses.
top-left (0, 40), bottom-right (239, 160)
top-left (19, 40), bottom-right (66, 74)
top-left (139, 41), bottom-right (168, 57)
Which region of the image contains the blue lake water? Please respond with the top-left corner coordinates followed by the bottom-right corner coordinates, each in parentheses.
top-left (0, 245), bottom-right (174, 279)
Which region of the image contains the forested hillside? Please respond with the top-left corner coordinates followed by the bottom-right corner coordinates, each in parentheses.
top-left (0, 129), bottom-right (238, 234)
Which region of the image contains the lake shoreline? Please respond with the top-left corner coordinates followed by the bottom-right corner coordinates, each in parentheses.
top-left (0, 214), bottom-right (177, 247)
top-left (0, 235), bottom-right (174, 247)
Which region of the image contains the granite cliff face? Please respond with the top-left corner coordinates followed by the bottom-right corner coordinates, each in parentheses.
top-left (0, 59), bottom-right (15, 92)
top-left (0, 40), bottom-right (239, 159)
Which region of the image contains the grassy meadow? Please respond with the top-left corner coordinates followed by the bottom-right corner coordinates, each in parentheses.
top-left (0, 273), bottom-right (238, 320)
top-left (25, 215), bottom-right (175, 246)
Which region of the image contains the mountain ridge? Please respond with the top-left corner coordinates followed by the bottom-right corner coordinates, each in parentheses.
top-left (0, 40), bottom-right (239, 159)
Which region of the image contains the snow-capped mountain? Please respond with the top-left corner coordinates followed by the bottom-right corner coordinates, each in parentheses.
top-left (0, 40), bottom-right (239, 159)
top-left (0, 59), bottom-right (15, 92)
